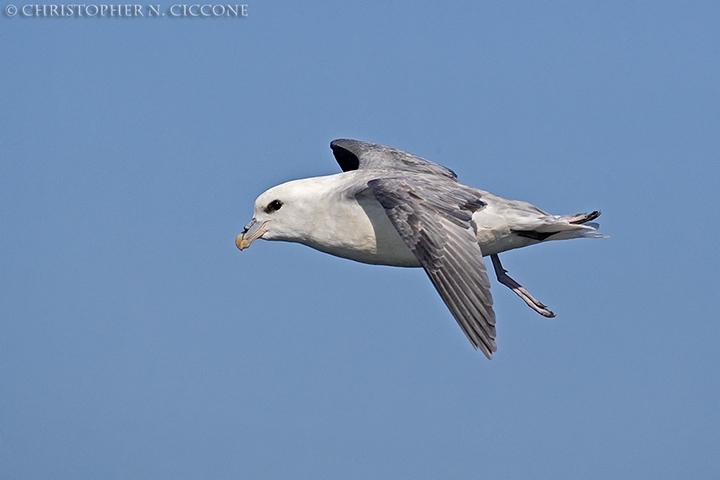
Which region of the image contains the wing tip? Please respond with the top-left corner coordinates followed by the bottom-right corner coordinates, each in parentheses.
top-left (330, 139), bottom-right (361, 172)
top-left (474, 341), bottom-right (497, 360)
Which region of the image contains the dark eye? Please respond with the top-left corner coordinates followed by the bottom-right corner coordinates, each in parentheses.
top-left (264, 199), bottom-right (283, 214)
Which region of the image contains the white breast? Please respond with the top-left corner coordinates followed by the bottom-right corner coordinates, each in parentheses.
top-left (304, 189), bottom-right (421, 267)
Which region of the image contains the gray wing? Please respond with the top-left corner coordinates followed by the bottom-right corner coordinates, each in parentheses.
top-left (367, 177), bottom-right (497, 358)
top-left (331, 139), bottom-right (458, 180)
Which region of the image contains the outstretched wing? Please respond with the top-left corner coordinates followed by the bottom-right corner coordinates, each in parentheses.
top-left (331, 139), bottom-right (458, 180)
top-left (367, 177), bottom-right (497, 358)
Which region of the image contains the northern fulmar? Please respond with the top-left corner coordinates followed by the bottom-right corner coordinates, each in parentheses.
top-left (237, 139), bottom-right (606, 359)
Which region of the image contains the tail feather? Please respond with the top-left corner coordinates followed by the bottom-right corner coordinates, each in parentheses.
top-left (567, 210), bottom-right (601, 225)
top-left (546, 227), bottom-right (608, 241)
top-left (549, 210), bottom-right (607, 241)
top-left (514, 210), bottom-right (608, 242)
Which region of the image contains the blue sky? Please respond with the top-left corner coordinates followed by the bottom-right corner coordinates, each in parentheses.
top-left (2, 2), bottom-right (719, 478)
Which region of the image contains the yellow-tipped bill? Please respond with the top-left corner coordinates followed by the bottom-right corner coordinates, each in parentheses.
top-left (236, 218), bottom-right (268, 251)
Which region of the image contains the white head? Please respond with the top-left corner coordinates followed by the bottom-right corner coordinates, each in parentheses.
top-left (236, 177), bottom-right (329, 250)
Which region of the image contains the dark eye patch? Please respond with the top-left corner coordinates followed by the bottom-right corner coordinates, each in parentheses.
top-left (264, 199), bottom-right (283, 214)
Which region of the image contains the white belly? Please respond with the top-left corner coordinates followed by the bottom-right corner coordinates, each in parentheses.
top-left (299, 185), bottom-right (537, 266)
top-left (308, 193), bottom-right (534, 265)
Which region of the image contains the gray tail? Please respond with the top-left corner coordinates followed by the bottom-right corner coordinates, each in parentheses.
top-left (514, 210), bottom-right (607, 242)
top-left (567, 210), bottom-right (601, 225)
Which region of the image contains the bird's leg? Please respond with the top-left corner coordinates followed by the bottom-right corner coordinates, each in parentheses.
top-left (490, 254), bottom-right (555, 318)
